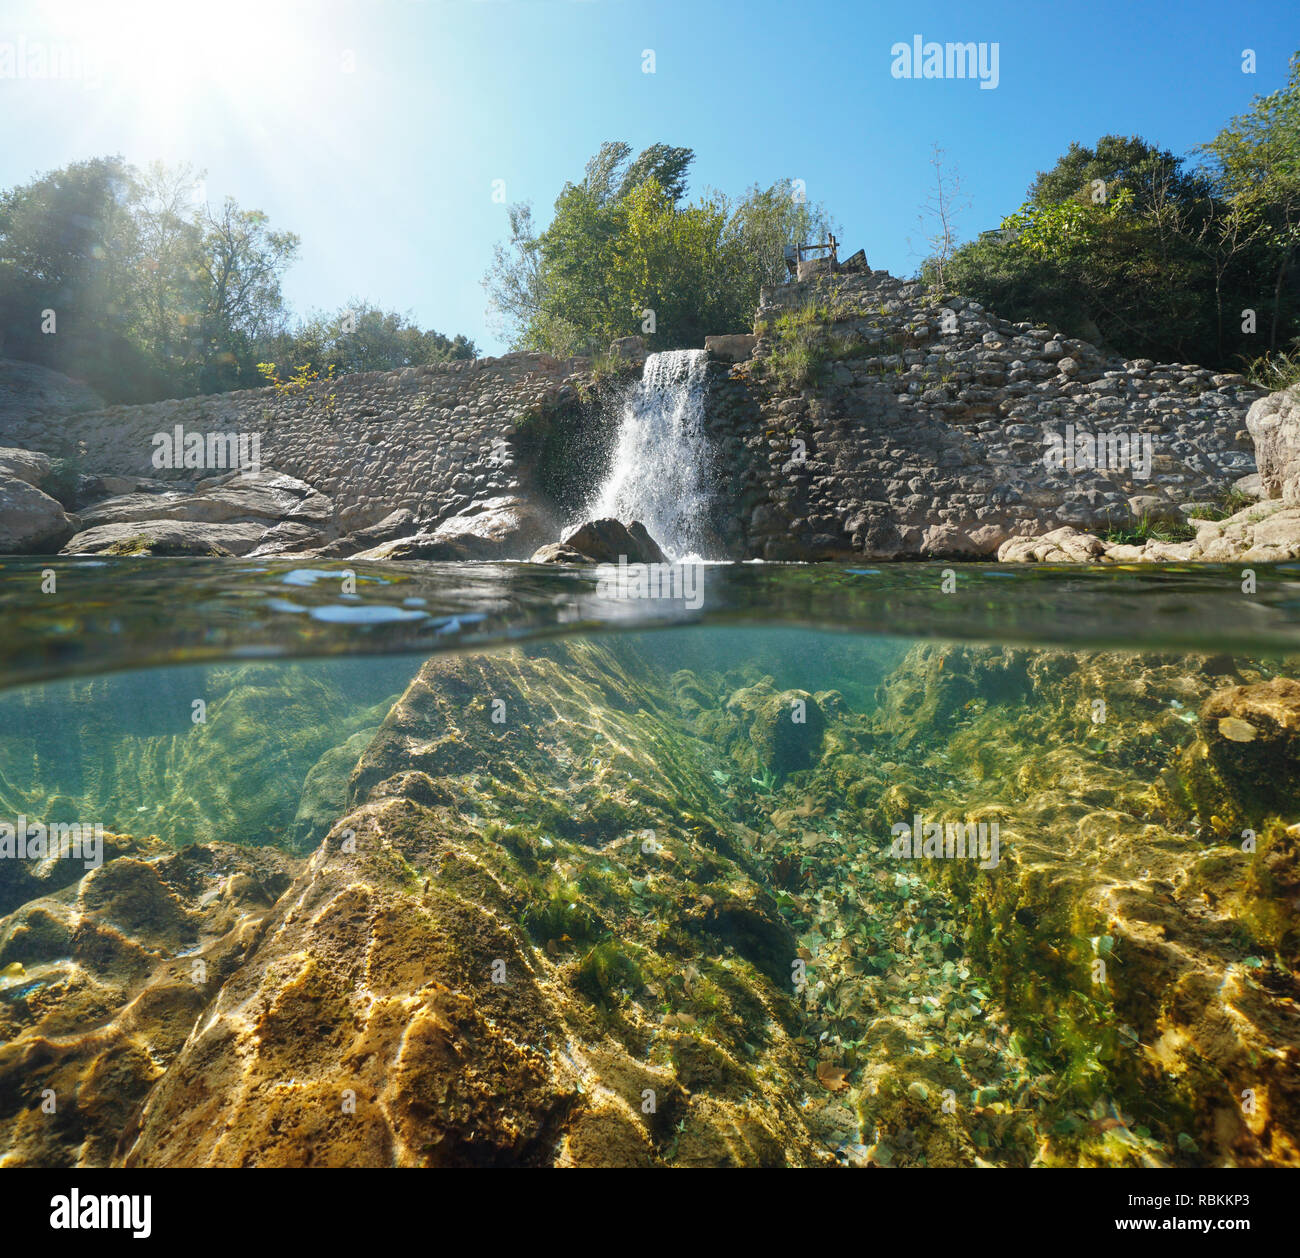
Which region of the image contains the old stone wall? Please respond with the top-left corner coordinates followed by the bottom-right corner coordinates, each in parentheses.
top-left (706, 269), bottom-right (1265, 560)
top-left (0, 266), bottom-right (1271, 562)
top-left (0, 352), bottom-right (590, 535)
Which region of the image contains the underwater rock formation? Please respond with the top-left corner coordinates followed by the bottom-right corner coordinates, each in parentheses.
top-left (115, 641), bottom-right (830, 1167)
top-left (0, 661), bottom-right (412, 849)
top-left (0, 634), bottom-right (1296, 1168)
top-left (0, 836), bottom-right (300, 1167)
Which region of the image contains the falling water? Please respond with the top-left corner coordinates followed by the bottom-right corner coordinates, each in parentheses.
top-left (590, 349), bottom-right (715, 560)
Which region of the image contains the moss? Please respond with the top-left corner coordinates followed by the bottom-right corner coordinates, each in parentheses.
top-left (574, 941), bottom-right (644, 1007)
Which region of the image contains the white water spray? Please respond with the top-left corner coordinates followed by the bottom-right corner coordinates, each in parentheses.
top-left (589, 349), bottom-right (715, 560)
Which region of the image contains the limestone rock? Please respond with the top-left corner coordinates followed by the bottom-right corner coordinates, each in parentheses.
top-left (997, 526), bottom-right (1107, 564)
top-left (0, 474), bottom-right (77, 552)
top-left (0, 838), bottom-right (301, 1168)
top-left (704, 334), bottom-right (757, 363)
top-left (357, 495), bottom-right (556, 562)
top-left (59, 520), bottom-right (263, 556)
top-left (1183, 678), bottom-right (1300, 831)
top-left (608, 335), bottom-right (646, 363)
top-left (0, 358), bottom-right (104, 426)
top-left (0, 446), bottom-right (51, 488)
top-left (116, 643), bottom-right (828, 1167)
top-left (1247, 384), bottom-right (1300, 502)
top-left (529, 542), bottom-right (590, 564)
top-left (558, 518), bottom-right (669, 564)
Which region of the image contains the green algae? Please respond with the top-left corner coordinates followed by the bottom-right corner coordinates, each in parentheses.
top-left (2, 621), bottom-right (1298, 1168)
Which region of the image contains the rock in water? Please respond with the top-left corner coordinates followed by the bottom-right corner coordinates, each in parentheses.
top-left (116, 640), bottom-right (826, 1168)
top-left (356, 494), bottom-right (556, 561)
top-left (553, 518), bottom-right (668, 564)
top-left (0, 474), bottom-right (76, 553)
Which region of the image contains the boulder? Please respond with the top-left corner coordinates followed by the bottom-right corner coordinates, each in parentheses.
top-left (997, 526), bottom-right (1107, 564)
top-left (356, 494), bottom-right (556, 561)
top-left (704, 334), bottom-right (757, 363)
top-left (722, 680), bottom-right (827, 780)
top-left (59, 520), bottom-right (265, 556)
top-left (608, 335), bottom-right (647, 363)
top-left (0, 447), bottom-right (51, 489)
top-left (0, 474), bottom-right (77, 553)
top-left (77, 469), bottom-right (333, 532)
top-left (0, 358), bottom-right (104, 425)
top-left (559, 518), bottom-right (668, 564)
top-left (312, 508), bottom-right (420, 558)
top-left (1180, 678), bottom-right (1300, 832)
top-left (1247, 384), bottom-right (1300, 502)
top-left (529, 542), bottom-right (590, 564)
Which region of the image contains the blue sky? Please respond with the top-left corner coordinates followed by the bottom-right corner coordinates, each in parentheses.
top-left (1, 0), bottom-right (1297, 354)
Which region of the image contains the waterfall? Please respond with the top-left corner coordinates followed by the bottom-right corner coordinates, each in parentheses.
top-left (589, 349), bottom-right (715, 561)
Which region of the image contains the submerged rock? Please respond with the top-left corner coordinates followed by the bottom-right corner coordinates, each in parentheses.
top-left (0, 838), bottom-right (301, 1168)
top-left (114, 641), bottom-right (827, 1168)
top-left (1178, 678), bottom-right (1300, 834)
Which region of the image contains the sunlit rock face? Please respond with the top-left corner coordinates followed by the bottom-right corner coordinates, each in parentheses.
top-left (0, 836), bottom-right (300, 1168)
top-left (116, 641), bottom-right (828, 1168)
top-left (0, 634), bottom-right (1297, 1168)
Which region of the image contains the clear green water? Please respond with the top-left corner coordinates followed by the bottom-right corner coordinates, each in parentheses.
top-left (1, 559), bottom-right (1297, 1168)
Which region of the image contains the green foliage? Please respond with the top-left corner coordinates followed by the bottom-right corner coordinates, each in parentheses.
top-left (574, 941), bottom-right (644, 1007)
top-left (520, 875), bottom-right (603, 943)
top-left (936, 90), bottom-right (1300, 369)
top-left (756, 297), bottom-right (893, 389)
top-left (1183, 487), bottom-right (1257, 521)
top-left (0, 158), bottom-right (473, 403)
top-left (484, 141), bottom-right (836, 355)
top-left (1103, 513), bottom-right (1198, 546)
top-left (757, 300), bottom-right (840, 390)
top-left (1246, 340), bottom-right (1300, 390)
top-left (41, 455), bottom-right (84, 511)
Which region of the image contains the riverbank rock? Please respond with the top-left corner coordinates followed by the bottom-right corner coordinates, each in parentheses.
top-left (1247, 384), bottom-right (1300, 503)
top-left (704, 334), bottom-right (757, 363)
top-left (0, 358), bottom-right (104, 427)
top-left (59, 519), bottom-right (258, 556)
top-left (998, 499), bottom-right (1300, 564)
top-left (355, 494), bottom-right (556, 561)
top-left (0, 475), bottom-right (77, 552)
top-left (0, 447), bottom-right (52, 489)
top-left (545, 518), bottom-right (669, 565)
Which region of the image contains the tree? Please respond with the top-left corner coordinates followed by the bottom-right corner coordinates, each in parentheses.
top-left (192, 198), bottom-right (299, 391)
top-left (484, 142), bottom-right (836, 355)
top-left (915, 144), bottom-right (970, 290)
top-left (1199, 52), bottom-right (1300, 350)
top-left (257, 301), bottom-right (475, 378)
top-left (1, 156), bottom-right (476, 401)
top-left (937, 129), bottom-right (1287, 368)
top-left (0, 155), bottom-right (159, 398)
